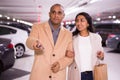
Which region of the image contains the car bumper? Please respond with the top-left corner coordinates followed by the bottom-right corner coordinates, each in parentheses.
top-left (0, 48), bottom-right (15, 71)
top-left (106, 38), bottom-right (119, 49)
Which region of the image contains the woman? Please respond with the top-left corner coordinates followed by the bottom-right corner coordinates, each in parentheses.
top-left (68, 12), bottom-right (104, 80)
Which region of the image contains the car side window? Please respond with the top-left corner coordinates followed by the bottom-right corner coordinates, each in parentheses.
top-left (95, 24), bottom-right (113, 29)
top-left (0, 27), bottom-right (16, 35)
top-left (112, 24), bottom-right (120, 32)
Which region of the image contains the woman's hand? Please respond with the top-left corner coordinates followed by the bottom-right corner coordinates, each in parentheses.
top-left (65, 50), bottom-right (74, 58)
top-left (97, 51), bottom-right (104, 60)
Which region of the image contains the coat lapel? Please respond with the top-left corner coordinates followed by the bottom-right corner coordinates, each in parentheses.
top-left (89, 33), bottom-right (94, 51)
top-left (44, 23), bottom-right (65, 48)
top-left (55, 26), bottom-right (65, 48)
top-left (44, 22), bottom-right (54, 47)
top-left (73, 35), bottom-right (81, 72)
top-left (89, 32), bottom-right (98, 68)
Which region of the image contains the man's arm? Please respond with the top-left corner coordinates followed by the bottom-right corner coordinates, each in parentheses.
top-left (26, 23), bottom-right (40, 50)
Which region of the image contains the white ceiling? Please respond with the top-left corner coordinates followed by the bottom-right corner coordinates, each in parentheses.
top-left (0, 0), bottom-right (120, 23)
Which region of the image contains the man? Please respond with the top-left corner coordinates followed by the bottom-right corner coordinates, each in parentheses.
top-left (26, 4), bottom-right (74, 80)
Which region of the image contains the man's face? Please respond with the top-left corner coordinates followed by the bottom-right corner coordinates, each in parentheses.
top-left (49, 5), bottom-right (65, 25)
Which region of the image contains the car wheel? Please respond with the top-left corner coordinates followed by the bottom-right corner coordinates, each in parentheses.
top-left (15, 44), bottom-right (25, 58)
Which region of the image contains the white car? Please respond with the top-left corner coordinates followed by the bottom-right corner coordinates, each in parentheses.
top-left (0, 25), bottom-right (28, 58)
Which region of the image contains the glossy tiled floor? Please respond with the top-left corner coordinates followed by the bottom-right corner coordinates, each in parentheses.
top-left (0, 47), bottom-right (120, 80)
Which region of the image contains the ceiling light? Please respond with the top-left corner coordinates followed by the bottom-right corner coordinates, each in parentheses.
top-left (17, 20), bottom-right (20, 22)
top-left (112, 15), bottom-right (116, 19)
top-left (13, 18), bottom-right (16, 21)
top-left (7, 17), bottom-right (10, 20)
top-left (19, 20), bottom-right (33, 26)
top-left (108, 16), bottom-right (112, 18)
top-left (90, 0), bottom-right (101, 4)
top-left (0, 14), bottom-right (2, 17)
top-left (96, 18), bottom-right (101, 21)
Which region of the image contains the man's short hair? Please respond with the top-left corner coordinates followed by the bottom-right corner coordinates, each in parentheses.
top-left (50, 4), bottom-right (64, 12)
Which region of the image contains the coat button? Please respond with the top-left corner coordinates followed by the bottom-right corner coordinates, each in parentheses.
top-left (74, 66), bottom-right (77, 69)
top-left (49, 76), bottom-right (52, 78)
top-left (52, 54), bottom-right (55, 56)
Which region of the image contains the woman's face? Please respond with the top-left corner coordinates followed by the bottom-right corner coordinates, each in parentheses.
top-left (75, 15), bottom-right (89, 32)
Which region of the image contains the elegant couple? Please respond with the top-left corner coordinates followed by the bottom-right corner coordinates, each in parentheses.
top-left (26, 3), bottom-right (104, 80)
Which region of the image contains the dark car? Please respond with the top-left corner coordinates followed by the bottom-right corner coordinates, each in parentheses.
top-left (0, 38), bottom-right (15, 74)
top-left (94, 22), bottom-right (120, 46)
top-left (65, 24), bottom-right (75, 31)
top-left (106, 33), bottom-right (120, 50)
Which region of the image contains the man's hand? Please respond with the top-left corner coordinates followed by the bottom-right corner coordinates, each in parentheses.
top-left (65, 50), bottom-right (74, 58)
top-left (33, 40), bottom-right (44, 50)
top-left (51, 62), bottom-right (60, 73)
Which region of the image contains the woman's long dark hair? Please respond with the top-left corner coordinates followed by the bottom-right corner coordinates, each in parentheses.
top-left (73, 12), bottom-right (94, 36)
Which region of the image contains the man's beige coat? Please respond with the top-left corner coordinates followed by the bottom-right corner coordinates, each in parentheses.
top-left (26, 22), bottom-right (73, 80)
